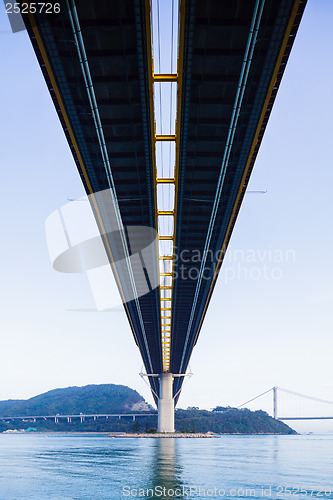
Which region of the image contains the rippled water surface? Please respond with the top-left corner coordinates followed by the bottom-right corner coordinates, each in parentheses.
top-left (0, 434), bottom-right (332, 499)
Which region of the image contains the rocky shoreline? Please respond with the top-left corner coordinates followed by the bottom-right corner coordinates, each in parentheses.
top-left (108, 432), bottom-right (218, 438)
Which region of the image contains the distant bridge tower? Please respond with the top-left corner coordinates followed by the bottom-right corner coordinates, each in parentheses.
top-left (238, 386), bottom-right (333, 421)
top-left (273, 386), bottom-right (277, 419)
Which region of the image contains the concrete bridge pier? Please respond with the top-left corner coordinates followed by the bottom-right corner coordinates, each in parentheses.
top-left (157, 373), bottom-right (175, 433)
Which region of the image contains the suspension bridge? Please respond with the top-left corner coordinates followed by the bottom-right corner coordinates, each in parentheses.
top-left (239, 387), bottom-right (333, 421)
top-left (18, 0), bottom-right (308, 432)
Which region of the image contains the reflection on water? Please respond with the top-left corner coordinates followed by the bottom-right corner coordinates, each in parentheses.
top-left (150, 439), bottom-right (183, 498)
top-left (272, 435), bottom-right (279, 463)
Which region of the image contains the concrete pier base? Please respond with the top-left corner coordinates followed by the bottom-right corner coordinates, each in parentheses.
top-left (157, 373), bottom-right (175, 433)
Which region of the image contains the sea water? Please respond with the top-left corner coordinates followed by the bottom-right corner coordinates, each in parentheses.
top-left (0, 434), bottom-right (332, 500)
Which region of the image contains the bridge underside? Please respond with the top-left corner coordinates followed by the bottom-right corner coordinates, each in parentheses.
top-left (23, 0), bottom-right (306, 405)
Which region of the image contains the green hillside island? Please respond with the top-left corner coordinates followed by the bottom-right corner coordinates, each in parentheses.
top-left (0, 384), bottom-right (296, 434)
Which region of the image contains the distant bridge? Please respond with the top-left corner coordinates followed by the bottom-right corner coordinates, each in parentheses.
top-left (0, 413), bottom-right (156, 424)
top-left (239, 387), bottom-right (333, 421)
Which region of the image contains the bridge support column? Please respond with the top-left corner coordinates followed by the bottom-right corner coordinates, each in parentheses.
top-left (158, 373), bottom-right (175, 433)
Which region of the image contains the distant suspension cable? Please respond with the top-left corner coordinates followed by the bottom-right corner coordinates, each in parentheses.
top-left (277, 387), bottom-right (333, 405)
top-left (238, 386), bottom-right (333, 411)
top-left (237, 388), bottom-right (273, 409)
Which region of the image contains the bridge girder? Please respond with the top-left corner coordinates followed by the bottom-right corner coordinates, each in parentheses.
top-left (22, 0), bottom-right (307, 403)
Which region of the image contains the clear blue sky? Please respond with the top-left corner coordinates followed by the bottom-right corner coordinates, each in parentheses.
top-left (0, 0), bottom-right (332, 432)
